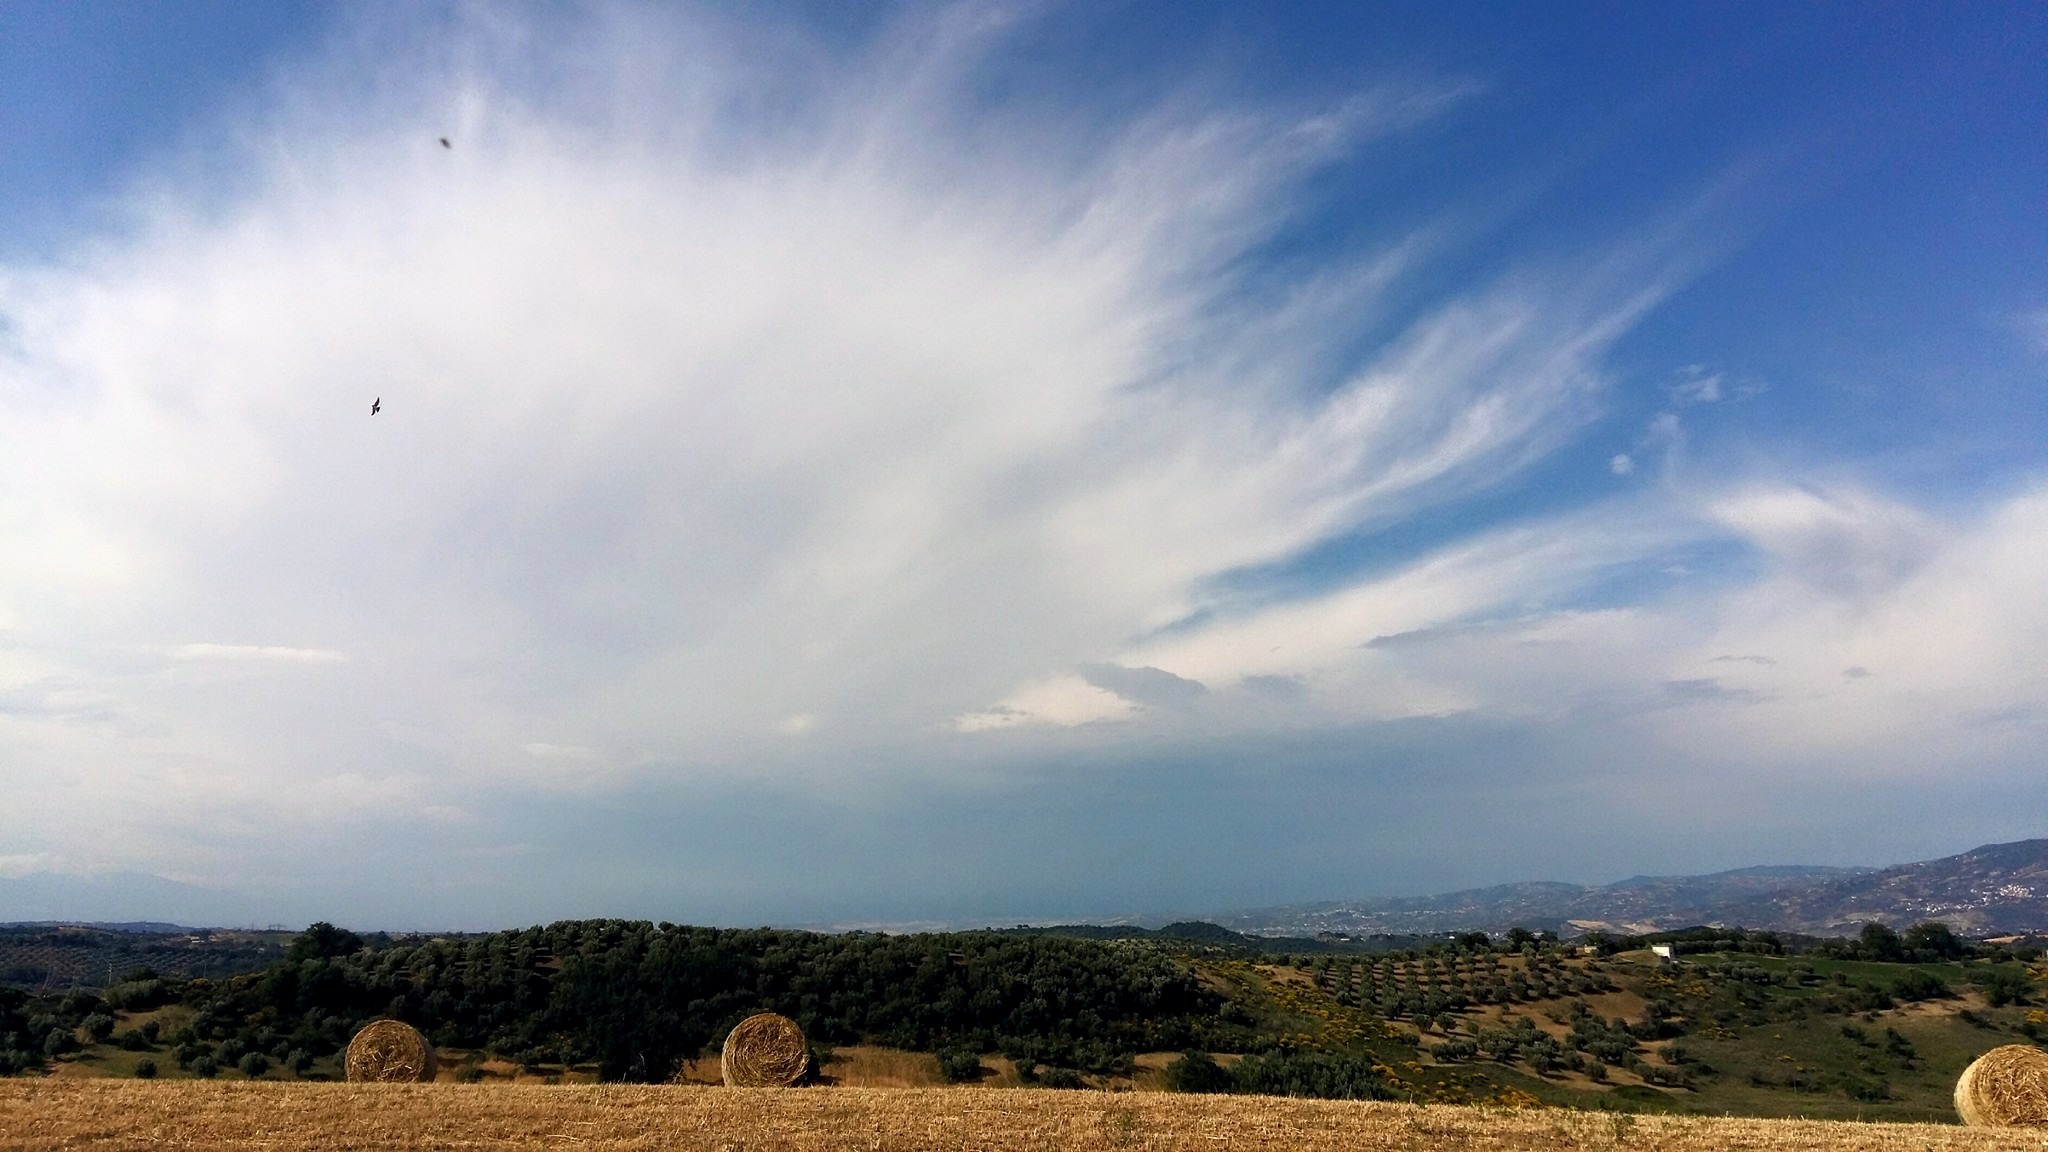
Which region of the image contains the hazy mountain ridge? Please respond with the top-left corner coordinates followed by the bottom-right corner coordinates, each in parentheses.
top-left (1222, 839), bottom-right (2048, 938)
top-left (0, 872), bottom-right (264, 929)
top-left (9, 840), bottom-right (2045, 940)
top-left (1704, 839), bottom-right (2048, 936)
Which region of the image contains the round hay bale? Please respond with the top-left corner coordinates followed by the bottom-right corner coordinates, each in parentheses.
top-left (1956, 1045), bottom-right (2048, 1127)
top-left (345, 1019), bottom-right (438, 1083)
top-left (720, 1012), bottom-right (809, 1087)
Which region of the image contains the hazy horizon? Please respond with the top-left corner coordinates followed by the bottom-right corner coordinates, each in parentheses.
top-left (0, 832), bottom-right (1999, 936)
top-left (3, 3), bottom-right (2045, 930)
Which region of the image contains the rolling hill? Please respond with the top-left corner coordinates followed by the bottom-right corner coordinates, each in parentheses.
top-left (1222, 839), bottom-right (2048, 938)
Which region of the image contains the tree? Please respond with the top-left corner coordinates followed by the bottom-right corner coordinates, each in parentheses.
top-left (1902, 922), bottom-right (1965, 960)
top-left (937, 1048), bottom-right (984, 1082)
top-left (1858, 922), bottom-right (1903, 962)
top-left (287, 922), bottom-right (364, 963)
top-left (1979, 967), bottom-right (2033, 1007)
top-left (1889, 971), bottom-right (1949, 1002)
top-left (1165, 1050), bottom-right (1234, 1094)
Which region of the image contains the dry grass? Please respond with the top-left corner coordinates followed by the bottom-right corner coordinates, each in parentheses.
top-left (1956, 1045), bottom-right (2048, 1128)
top-left (346, 1019), bottom-right (438, 1083)
top-left (10, 1082), bottom-right (2048, 1151)
top-left (816, 1045), bottom-right (948, 1087)
top-left (719, 1012), bottom-right (809, 1087)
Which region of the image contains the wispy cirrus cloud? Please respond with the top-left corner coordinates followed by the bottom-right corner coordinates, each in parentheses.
top-left (1, 3), bottom-right (2041, 926)
top-left (172, 644), bottom-right (347, 663)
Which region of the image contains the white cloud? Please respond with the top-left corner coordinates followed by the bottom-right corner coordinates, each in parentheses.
top-left (3, 3), bottom-right (1667, 793)
top-left (523, 742), bottom-right (598, 760)
top-left (1706, 485), bottom-right (1942, 602)
top-left (3, 4), bottom-right (2033, 912)
top-left (1668, 365), bottom-right (1723, 405)
top-left (0, 853), bottom-right (56, 879)
top-left (955, 676), bottom-right (1136, 731)
top-left (1351, 482), bottom-right (2048, 776)
top-left (173, 644), bottom-right (347, 663)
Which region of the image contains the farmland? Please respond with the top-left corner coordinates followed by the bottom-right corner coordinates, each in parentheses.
top-left (8, 1080), bottom-right (2048, 1152)
top-left (0, 925), bottom-right (287, 988)
top-left (5, 919), bottom-right (2047, 1126)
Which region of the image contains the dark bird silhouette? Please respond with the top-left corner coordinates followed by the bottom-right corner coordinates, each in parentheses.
top-left (371, 397), bottom-right (381, 415)
top-left (439, 137), bottom-right (451, 149)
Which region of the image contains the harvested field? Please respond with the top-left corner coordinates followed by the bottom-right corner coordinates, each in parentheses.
top-left (7, 1082), bottom-right (2048, 1152)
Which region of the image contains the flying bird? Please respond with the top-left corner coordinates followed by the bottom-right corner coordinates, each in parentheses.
top-left (371, 397), bottom-right (381, 415)
top-left (439, 137), bottom-right (451, 149)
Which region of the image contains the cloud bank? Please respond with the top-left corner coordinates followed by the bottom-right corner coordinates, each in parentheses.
top-left (1, 4), bottom-right (2042, 926)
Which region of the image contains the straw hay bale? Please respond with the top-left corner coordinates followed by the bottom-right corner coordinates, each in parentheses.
top-left (1955, 1044), bottom-right (2048, 1127)
top-left (345, 1019), bottom-right (438, 1083)
top-left (721, 1012), bottom-right (809, 1087)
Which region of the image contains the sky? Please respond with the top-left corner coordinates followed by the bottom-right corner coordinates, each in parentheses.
top-left (1, 2), bottom-right (2045, 931)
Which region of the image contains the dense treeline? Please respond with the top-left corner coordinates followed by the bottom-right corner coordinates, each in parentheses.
top-left (0, 983), bottom-right (115, 1076)
top-left (146, 920), bottom-right (1243, 1082)
top-left (1165, 1049), bottom-right (1392, 1100)
top-left (1581, 922), bottom-right (2040, 964)
top-left (0, 985), bottom-right (36, 1075)
top-left (998, 922), bottom-right (1445, 955)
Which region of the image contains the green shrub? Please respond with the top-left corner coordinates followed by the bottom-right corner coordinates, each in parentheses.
top-left (1038, 1066), bottom-right (1087, 1089)
top-left (102, 980), bottom-right (171, 1012)
top-left (936, 1047), bottom-right (984, 1083)
top-left (1980, 968), bottom-right (2033, 1007)
top-left (1229, 1051), bottom-right (1392, 1101)
top-left (238, 1051), bottom-right (271, 1077)
top-left (1430, 1038), bottom-right (1477, 1063)
top-left (134, 1058), bottom-right (158, 1079)
top-left (1889, 971), bottom-right (1949, 1002)
top-left (1165, 1050), bottom-right (1234, 1093)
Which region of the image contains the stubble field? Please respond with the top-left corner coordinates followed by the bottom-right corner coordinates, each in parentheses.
top-left (6, 1082), bottom-right (2048, 1152)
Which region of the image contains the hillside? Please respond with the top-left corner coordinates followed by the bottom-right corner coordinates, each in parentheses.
top-left (0, 925), bottom-right (288, 987)
top-left (8, 918), bottom-right (2047, 1124)
top-left (1221, 839), bottom-right (2048, 938)
top-left (1710, 840), bottom-right (2048, 936)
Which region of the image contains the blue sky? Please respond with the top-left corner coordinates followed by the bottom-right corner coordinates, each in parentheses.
top-left (1, 2), bottom-right (2044, 930)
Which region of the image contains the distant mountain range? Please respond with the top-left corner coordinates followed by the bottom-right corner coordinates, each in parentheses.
top-left (1219, 838), bottom-right (2048, 939)
top-left (0, 871), bottom-right (272, 929)
top-left (10, 838), bottom-right (2046, 940)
